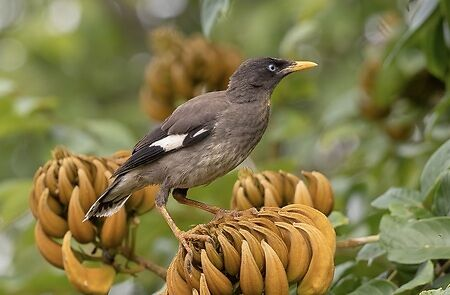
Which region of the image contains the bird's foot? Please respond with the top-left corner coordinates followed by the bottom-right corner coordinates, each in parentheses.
top-left (213, 207), bottom-right (258, 221)
top-left (178, 232), bottom-right (213, 273)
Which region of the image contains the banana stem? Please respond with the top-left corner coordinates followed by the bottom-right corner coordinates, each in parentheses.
top-left (132, 255), bottom-right (167, 280)
top-left (336, 234), bottom-right (380, 248)
top-left (119, 246), bottom-right (167, 280)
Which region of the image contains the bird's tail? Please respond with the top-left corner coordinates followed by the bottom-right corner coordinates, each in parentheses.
top-left (83, 181), bottom-right (131, 222)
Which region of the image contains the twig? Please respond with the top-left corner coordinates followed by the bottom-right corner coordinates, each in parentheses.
top-left (132, 255), bottom-right (167, 280)
top-left (120, 246), bottom-right (167, 280)
top-left (336, 234), bottom-right (380, 248)
top-left (387, 269), bottom-right (397, 281)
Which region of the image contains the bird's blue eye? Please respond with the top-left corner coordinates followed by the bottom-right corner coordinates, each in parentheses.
top-left (267, 64), bottom-right (277, 72)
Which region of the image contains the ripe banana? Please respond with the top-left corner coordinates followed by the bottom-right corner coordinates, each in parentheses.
top-left (44, 162), bottom-right (59, 195)
top-left (100, 207), bottom-right (127, 249)
top-left (200, 249), bottom-right (233, 295)
top-left (302, 171), bottom-right (334, 216)
top-left (62, 231), bottom-right (116, 295)
top-left (275, 222), bottom-right (311, 283)
top-left (282, 204), bottom-right (336, 254)
top-left (34, 222), bottom-right (64, 269)
top-left (261, 240), bottom-right (289, 295)
top-left (92, 159), bottom-right (108, 196)
top-left (78, 168), bottom-right (97, 212)
top-left (293, 180), bottom-right (313, 207)
top-left (199, 273), bottom-right (212, 295)
top-left (294, 223), bottom-right (334, 295)
top-left (217, 234), bottom-right (240, 276)
top-left (38, 188), bottom-right (68, 238)
top-left (136, 185), bottom-right (158, 214)
top-left (68, 186), bottom-right (96, 243)
top-left (239, 240), bottom-right (263, 295)
top-left (167, 255), bottom-right (191, 295)
top-left (58, 165), bottom-right (74, 205)
top-left (243, 176), bottom-right (263, 207)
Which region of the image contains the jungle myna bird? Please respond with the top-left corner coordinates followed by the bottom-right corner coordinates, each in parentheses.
top-left (84, 57), bottom-right (317, 253)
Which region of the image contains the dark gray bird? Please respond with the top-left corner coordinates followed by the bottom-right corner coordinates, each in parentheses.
top-left (84, 57), bottom-right (317, 252)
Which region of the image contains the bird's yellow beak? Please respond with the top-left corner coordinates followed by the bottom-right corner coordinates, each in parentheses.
top-left (283, 61), bottom-right (318, 73)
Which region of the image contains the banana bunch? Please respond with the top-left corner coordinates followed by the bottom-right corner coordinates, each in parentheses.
top-left (165, 204), bottom-right (336, 295)
top-left (30, 146), bottom-right (158, 294)
top-left (140, 26), bottom-right (242, 121)
top-left (231, 169), bottom-right (334, 216)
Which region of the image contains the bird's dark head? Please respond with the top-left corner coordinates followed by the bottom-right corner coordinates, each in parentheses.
top-left (227, 57), bottom-right (317, 101)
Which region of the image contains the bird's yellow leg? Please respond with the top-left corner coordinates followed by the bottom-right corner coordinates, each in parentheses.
top-left (172, 188), bottom-right (224, 214)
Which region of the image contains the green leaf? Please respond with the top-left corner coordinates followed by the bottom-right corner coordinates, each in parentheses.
top-left (348, 279), bottom-right (397, 295)
top-left (432, 171), bottom-right (450, 216)
top-left (372, 188), bottom-right (424, 209)
top-left (0, 179), bottom-right (33, 228)
top-left (421, 139), bottom-right (450, 196)
top-left (385, 0), bottom-right (440, 64)
top-left (200, 0), bottom-right (230, 37)
top-left (380, 215), bottom-right (450, 264)
top-left (423, 16), bottom-right (449, 80)
top-left (420, 287), bottom-right (450, 295)
top-left (394, 261), bottom-right (434, 294)
top-left (356, 243), bottom-right (386, 265)
top-left (329, 211), bottom-right (349, 228)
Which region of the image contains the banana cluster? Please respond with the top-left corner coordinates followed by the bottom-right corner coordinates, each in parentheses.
top-left (140, 26), bottom-right (242, 121)
top-left (30, 147), bottom-right (158, 293)
top-left (165, 204), bottom-right (335, 295)
top-left (231, 169), bottom-right (334, 216)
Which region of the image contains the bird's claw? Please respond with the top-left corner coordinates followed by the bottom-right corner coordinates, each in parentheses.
top-left (178, 232), bottom-right (212, 273)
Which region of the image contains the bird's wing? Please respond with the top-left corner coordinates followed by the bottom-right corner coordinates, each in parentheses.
top-left (112, 91), bottom-right (229, 177)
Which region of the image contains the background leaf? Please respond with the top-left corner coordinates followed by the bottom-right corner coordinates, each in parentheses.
top-left (421, 139), bottom-right (450, 196)
top-left (348, 279), bottom-right (397, 295)
top-left (380, 216), bottom-right (450, 264)
top-left (200, 0), bottom-right (230, 37)
top-left (394, 260), bottom-right (434, 294)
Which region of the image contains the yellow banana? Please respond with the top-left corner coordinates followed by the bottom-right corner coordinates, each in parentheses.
top-left (34, 222), bottom-right (64, 269)
top-left (261, 240), bottom-right (289, 295)
top-left (136, 185), bottom-right (158, 214)
top-left (68, 186), bottom-right (96, 243)
top-left (252, 225), bottom-right (288, 269)
top-left (239, 229), bottom-right (264, 270)
top-left (100, 207), bottom-right (127, 249)
top-left (282, 204), bottom-right (336, 254)
top-left (57, 165), bottom-right (74, 205)
top-left (244, 176), bottom-right (263, 207)
top-left (38, 188), bottom-right (68, 238)
top-left (221, 226), bottom-right (244, 253)
top-left (275, 222), bottom-right (311, 283)
top-left (280, 171), bottom-right (298, 203)
top-left (167, 257), bottom-right (191, 295)
top-left (263, 186), bottom-right (281, 207)
top-left (239, 240), bottom-right (263, 295)
top-left (44, 162), bottom-right (59, 195)
top-left (294, 223), bottom-right (334, 295)
top-left (205, 241), bottom-right (224, 270)
top-left (258, 177), bottom-right (283, 205)
top-left (92, 159), bottom-right (108, 196)
top-left (78, 168), bottom-right (97, 212)
top-left (199, 273), bottom-right (212, 295)
top-left (200, 249), bottom-right (233, 295)
top-left (217, 234), bottom-right (240, 276)
top-left (302, 171), bottom-right (334, 216)
top-left (72, 157), bottom-right (93, 180)
top-left (62, 157), bottom-right (77, 180)
top-left (62, 231), bottom-right (116, 295)
top-left (125, 188), bottom-right (145, 211)
top-left (262, 171), bottom-right (284, 199)
top-left (293, 180), bottom-right (313, 207)
top-left (235, 186), bottom-right (253, 210)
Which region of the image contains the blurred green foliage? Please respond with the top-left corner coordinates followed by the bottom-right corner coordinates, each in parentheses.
top-left (0, 0), bottom-right (450, 294)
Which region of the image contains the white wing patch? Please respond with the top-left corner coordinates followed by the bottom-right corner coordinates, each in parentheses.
top-left (150, 134), bottom-right (188, 151)
top-left (193, 128), bottom-right (209, 137)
